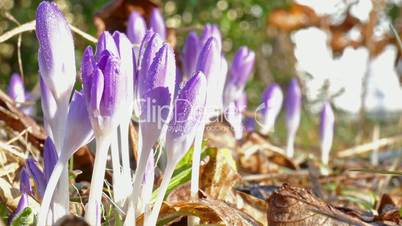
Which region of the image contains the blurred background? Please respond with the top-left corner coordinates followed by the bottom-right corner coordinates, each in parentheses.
top-left (1, 0), bottom-right (402, 156)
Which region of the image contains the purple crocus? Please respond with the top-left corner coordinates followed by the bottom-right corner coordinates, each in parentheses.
top-left (36, 1), bottom-right (76, 108)
top-left (285, 78), bottom-right (302, 158)
top-left (226, 92), bottom-right (247, 140)
top-left (125, 33), bottom-right (176, 224)
top-left (182, 32), bottom-right (200, 78)
top-left (147, 71), bottom-right (207, 226)
top-left (149, 8), bottom-right (166, 40)
top-left (26, 158), bottom-right (46, 198)
top-left (196, 37), bottom-right (223, 115)
top-left (126, 11), bottom-right (147, 45)
top-left (223, 47), bottom-right (255, 106)
top-left (200, 24), bottom-right (222, 51)
top-left (7, 73), bottom-right (25, 104)
top-left (259, 83), bottom-right (283, 134)
top-left (320, 102), bottom-right (335, 165)
top-left (244, 117), bottom-right (255, 132)
top-left (38, 91), bottom-right (94, 226)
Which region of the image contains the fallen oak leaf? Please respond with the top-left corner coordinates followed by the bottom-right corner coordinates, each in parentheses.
top-left (267, 184), bottom-right (371, 226)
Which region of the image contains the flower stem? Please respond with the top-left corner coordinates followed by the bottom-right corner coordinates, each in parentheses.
top-left (146, 163), bottom-right (175, 226)
top-left (85, 134), bottom-right (112, 226)
top-left (37, 159), bottom-right (66, 226)
top-left (111, 129), bottom-right (123, 205)
top-left (119, 120), bottom-right (133, 200)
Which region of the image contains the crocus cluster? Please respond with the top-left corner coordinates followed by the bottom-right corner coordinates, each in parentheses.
top-left (8, 1), bottom-right (337, 226)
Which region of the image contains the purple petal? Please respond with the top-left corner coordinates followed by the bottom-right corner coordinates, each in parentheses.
top-left (63, 91), bottom-right (94, 158)
top-left (244, 117), bottom-right (255, 132)
top-left (144, 44), bottom-right (176, 97)
top-left (89, 68), bottom-right (105, 115)
top-left (20, 168), bottom-right (32, 195)
top-left (138, 31), bottom-right (156, 68)
top-left (168, 71), bottom-right (207, 139)
top-left (100, 55), bottom-right (122, 117)
top-left (285, 79), bottom-right (301, 132)
top-left (200, 24), bottom-right (222, 51)
top-left (7, 73), bottom-right (25, 103)
top-left (228, 47), bottom-right (255, 87)
top-left (260, 83), bottom-right (283, 134)
top-left (196, 37), bottom-right (221, 80)
top-left (36, 1), bottom-right (76, 102)
top-left (140, 87), bottom-right (172, 146)
top-left (127, 12), bottom-right (147, 44)
top-left (182, 32), bottom-right (199, 77)
top-left (320, 102), bottom-right (335, 141)
top-left (138, 33), bottom-right (164, 94)
top-left (26, 158), bottom-right (46, 198)
top-left (113, 32), bottom-right (134, 106)
top-left (149, 8), bottom-right (166, 40)
top-left (81, 46), bottom-right (96, 104)
top-left (39, 78), bottom-right (57, 138)
top-left (95, 31), bottom-right (119, 61)
top-left (43, 137), bottom-right (58, 182)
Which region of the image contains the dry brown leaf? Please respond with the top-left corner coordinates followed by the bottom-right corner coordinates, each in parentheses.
top-left (136, 197), bottom-right (261, 226)
top-left (204, 120), bottom-right (236, 149)
top-left (375, 194), bottom-right (401, 224)
top-left (267, 184), bottom-right (370, 226)
top-left (200, 148), bottom-right (240, 204)
top-left (267, 4), bottom-right (320, 31)
top-left (235, 190), bottom-right (268, 225)
top-left (0, 90), bottom-right (45, 150)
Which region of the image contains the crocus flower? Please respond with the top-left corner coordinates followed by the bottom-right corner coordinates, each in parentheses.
top-left (226, 92), bottom-right (247, 140)
top-left (38, 92), bottom-right (94, 226)
top-left (125, 33), bottom-right (176, 225)
top-left (196, 37), bottom-right (223, 115)
top-left (126, 11), bottom-right (147, 45)
top-left (199, 24), bottom-right (222, 51)
top-left (147, 71), bottom-right (207, 226)
top-left (149, 8), bottom-right (166, 40)
top-left (285, 78), bottom-right (302, 158)
top-left (182, 32), bottom-right (200, 78)
top-left (7, 73), bottom-right (33, 115)
top-left (259, 83), bottom-right (283, 134)
top-left (7, 73), bottom-right (25, 104)
top-left (223, 47), bottom-right (255, 106)
top-left (320, 102), bottom-right (335, 165)
top-left (36, 1), bottom-right (76, 110)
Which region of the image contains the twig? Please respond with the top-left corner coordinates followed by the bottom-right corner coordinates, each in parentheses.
top-left (337, 134), bottom-right (402, 158)
top-left (0, 141), bottom-right (28, 159)
top-left (0, 20), bottom-right (98, 44)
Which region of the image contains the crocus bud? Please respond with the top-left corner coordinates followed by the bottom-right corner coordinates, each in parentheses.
top-left (200, 24), bottom-right (222, 51)
top-left (167, 71), bottom-right (207, 161)
top-left (320, 102), bottom-right (335, 165)
top-left (285, 78), bottom-right (302, 157)
top-left (139, 43), bottom-right (176, 142)
top-left (20, 168), bottom-right (32, 195)
top-left (182, 32), bottom-right (199, 78)
top-left (226, 93), bottom-right (247, 140)
top-left (126, 11), bottom-right (146, 45)
top-left (259, 83), bottom-right (283, 134)
top-left (36, 1), bottom-right (76, 104)
top-left (113, 32), bottom-right (135, 117)
top-left (95, 32), bottom-right (119, 61)
top-left (43, 138), bottom-right (58, 182)
top-left (39, 78), bottom-right (57, 140)
top-left (224, 47), bottom-right (255, 106)
top-left (7, 73), bottom-right (25, 104)
top-left (149, 8), bottom-right (166, 40)
top-left (26, 158), bottom-right (46, 197)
